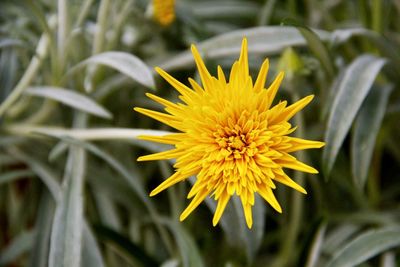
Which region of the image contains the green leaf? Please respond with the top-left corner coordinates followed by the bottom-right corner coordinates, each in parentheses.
top-left (162, 220), bottom-right (205, 267)
top-left (157, 26), bottom-right (330, 71)
top-left (0, 230), bottom-right (34, 265)
top-left (190, 1), bottom-right (259, 19)
top-left (0, 169), bottom-right (35, 185)
top-left (24, 87), bottom-right (112, 119)
top-left (48, 148), bottom-right (86, 267)
top-left (40, 134), bottom-right (174, 254)
top-left (7, 148), bottom-right (61, 202)
top-left (326, 227), bottom-right (400, 267)
top-left (351, 85), bottom-right (392, 190)
top-left (323, 55), bottom-right (386, 177)
top-left (93, 225), bottom-right (160, 266)
top-left (204, 195), bottom-right (265, 262)
top-left (81, 222), bottom-right (105, 267)
top-left (305, 222), bottom-right (327, 267)
top-left (28, 192), bottom-right (55, 267)
top-left (68, 52), bottom-right (155, 88)
top-left (0, 39), bottom-right (25, 49)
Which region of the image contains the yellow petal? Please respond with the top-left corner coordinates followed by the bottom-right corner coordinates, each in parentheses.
top-left (217, 65), bottom-right (226, 84)
top-left (191, 45), bottom-right (213, 90)
top-left (254, 59), bottom-right (269, 92)
top-left (258, 186), bottom-right (282, 213)
top-left (273, 173), bottom-right (307, 194)
top-left (212, 191), bottom-right (230, 226)
top-left (238, 38), bottom-right (249, 78)
top-left (266, 72), bottom-right (284, 109)
top-left (150, 172), bottom-right (187, 196)
top-left (285, 137), bottom-right (325, 153)
top-left (180, 188), bottom-right (210, 221)
top-left (240, 194), bottom-right (253, 228)
top-left (134, 107), bottom-right (180, 129)
top-left (137, 133), bottom-right (184, 145)
top-left (145, 93), bottom-right (179, 110)
top-left (276, 159), bottom-right (319, 174)
top-left (271, 95), bottom-right (314, 124)
top-left (155, 67), bottom-right (195, 99)
top-left (138, 148), bottom-right (182, 161)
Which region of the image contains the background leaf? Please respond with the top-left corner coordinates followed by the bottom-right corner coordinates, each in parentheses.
top-left (326, 227), bottom-right (400, 267)
top-left (351, 85), bottom-right (392, 189)
top-left (24, 87), bottom-right (112, 119)
top-left (323, 55), bottom-right (386, 177)
top-left (158, 26), bottom-right (330, 71)
top-left (48, 148), bottom-right (86, 267)
top-left (70, 52), bottom-right (155, 89)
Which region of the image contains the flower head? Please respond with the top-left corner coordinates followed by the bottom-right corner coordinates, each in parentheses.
top-left (152, 0), bottom-right (175, 26)
top-left (135, 38), bottom-right (324, 228)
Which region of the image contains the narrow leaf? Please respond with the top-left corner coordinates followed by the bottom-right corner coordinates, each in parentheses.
top-left (7, 148), bottom-right (61, 202)
top-left (48, 148), bottom-right (86, 267)
top-left (157, 26), bottom-right (330, 71)
top-left (351, 85), bottom-right (392, 189)
top-left (81, 222), bottom-right (105, 267)
top-left (162, 220), bottom-right (205, 267)
top-left (93, 225), bottom-right (160, 266)
top-left (323, 55), bottom-right (386, 177)
top-left (0, 231), bottom-right (34, 265)
top-left (29, 192), bottom-right (55, 267)
top-left (326, 227), bottom-right (400, 267)
top-left (69, 52), bottom-right (155, 88)
top-left (25, 87), bottom-right (112, 119)
top-left (0, 169), bottom-right (35, 185)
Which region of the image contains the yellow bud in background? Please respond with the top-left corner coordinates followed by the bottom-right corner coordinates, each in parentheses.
top-left (277, 47), bottom-right (304, 81)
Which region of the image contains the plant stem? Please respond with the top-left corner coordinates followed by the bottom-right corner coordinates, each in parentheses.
top-left (57, 0), bottom-right (69, 74)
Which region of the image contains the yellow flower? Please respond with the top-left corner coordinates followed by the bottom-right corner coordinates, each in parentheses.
top-left (134, 38), bottom-right (324, 228)
top-left (152, 0), bottom-right (175, 26)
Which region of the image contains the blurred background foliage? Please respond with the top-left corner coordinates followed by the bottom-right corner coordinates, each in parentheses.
top-left (1, 0), bottom-right (400, 266)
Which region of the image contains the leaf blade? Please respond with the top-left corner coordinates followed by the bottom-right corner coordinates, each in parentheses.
top-left (70, 51), bottom-right (155, 88)
top-left (25, 87), bottom-right (112, 119)
top-left (351, 85), bottom-right (392, 189)
top-left (158, 26), bottom-right (330, 71)
top-left (323, 55), bottom-right (386, 177)
top-left (326, 227), bottom-right (400, 267)
top-left (48, 148), bottom-right (86, 267)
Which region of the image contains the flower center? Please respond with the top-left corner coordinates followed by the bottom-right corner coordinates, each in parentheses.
top-left (228, 135), bottom-right (246, 150)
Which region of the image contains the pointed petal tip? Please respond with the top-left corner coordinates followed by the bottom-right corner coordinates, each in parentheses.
top-left (212, 218), bottom-right (218, 227)
top-left (242, 37), bottom-right (248, 46)
top-left (246, 222), bottom-right (253, 229)
top-left (179, 212), bottom-right (188, 222)
top-left (149, 190), bottom-right (158, 197)
top-left (190, 44), bottom-right (199, 55)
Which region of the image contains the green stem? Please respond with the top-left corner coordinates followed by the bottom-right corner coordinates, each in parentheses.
top-left (93, 0), bottom-right (111, 54)
top-left (75, 0), bottom-right (95, 28)
top-left (372, 0), bottom-right (382, 33)
top-left (57, 0), bottom-right (69, 75)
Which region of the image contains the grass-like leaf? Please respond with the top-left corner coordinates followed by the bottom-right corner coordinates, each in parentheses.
top-left (326, 227), bottom-right (400, 267)
top-left (351, 85), bottom-right (392, 190)
top-left (67, 52), bottom-right (155, 89)
top-left (158, 26), bottom-right (330, 71)
top-left (0, 230), bottom-right (34, 265)
top-left (48, 148), bottom-right (86, 267)
top-left (81, 222), bottom-right (105, 267)
top-left (323, 55), bottom-right (386, 177)
top-left (25, 87), bottom-right (112, 119)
